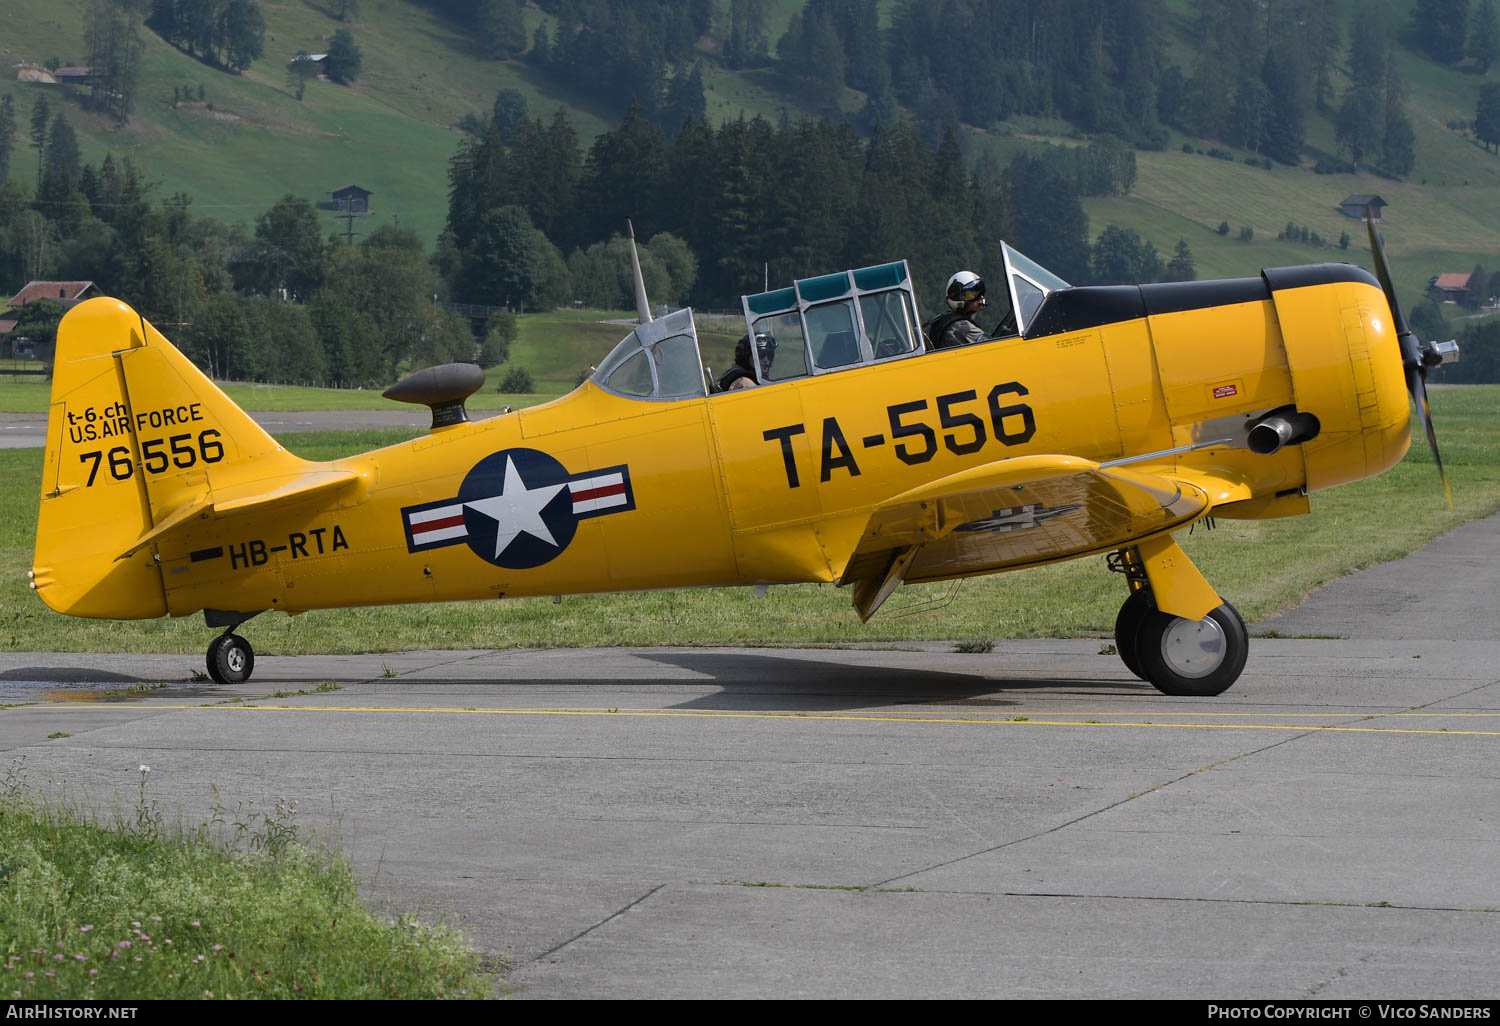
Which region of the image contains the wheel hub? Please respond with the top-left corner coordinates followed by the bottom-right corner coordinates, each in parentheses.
top-left (1158, 615), bottom-right (1226, 679)
top-left (225, 646), bottom-right (246, 673)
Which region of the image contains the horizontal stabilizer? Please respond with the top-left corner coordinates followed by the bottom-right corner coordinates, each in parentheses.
top-left (117, 469), bottom-right (359, 560)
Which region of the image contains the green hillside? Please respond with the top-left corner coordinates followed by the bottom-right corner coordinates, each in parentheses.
top-left (1, 0), bottom-right (1497, 318)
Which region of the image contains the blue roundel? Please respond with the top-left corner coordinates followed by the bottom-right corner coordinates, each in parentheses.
top-left (457, 448), bottom-right (578, 569)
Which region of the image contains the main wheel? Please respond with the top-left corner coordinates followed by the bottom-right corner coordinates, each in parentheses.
top-left (1137, 601), bottom-right (1248, 697)
top-left (206, 633), bottom-right (255, 685)
top-left (1113, 589), bottom-right (1154, 680)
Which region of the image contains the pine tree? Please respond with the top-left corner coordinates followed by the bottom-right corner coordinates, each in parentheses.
top-left (1348, 7), bottom-right (1387, 90)
top-left (44, 112), bottom-right (82, 182)
top-left (325, 27), bottom-right (362, 84)
top-left (1412, 0), bottom-right (1471, 65)
top-left (1476, 82), bottom-right (1500, 152)
top-left (1228, 66), bottom-right (1270, 152)
top-left (0, 96), bottom-right (15, 183)
top-left (1336, 86), bottom-right (1383, 170)
top-left (1310, 0), bottom-right (1342, 111)
top-left (1166, 240), bottom-right (1197, 281)
top-left (1381, 60), bottom-right (1415, 177)
top-left (30, 95), bottom-right (50, 187)
top-left (1262, 48), bottom-right (1307, 164)
top-left (1470, 0), bottom-right (1499, 71)
top-left (726, 0), bottom-right (771, 68)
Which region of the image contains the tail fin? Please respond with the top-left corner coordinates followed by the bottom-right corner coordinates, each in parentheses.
top-left (32, 298), bottom-right (303, 619)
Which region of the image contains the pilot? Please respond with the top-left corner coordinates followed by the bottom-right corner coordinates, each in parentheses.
top-left (718, 333), bottom-right (776, 391)
top-left (927, 271), bottom-right (988, 349)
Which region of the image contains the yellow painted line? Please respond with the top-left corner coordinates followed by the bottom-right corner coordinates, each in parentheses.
top-left (20, 703), bottom-right (1500, 736)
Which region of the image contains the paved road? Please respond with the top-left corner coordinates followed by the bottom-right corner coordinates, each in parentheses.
top-left (2, 517), bottom-right (1498, 998)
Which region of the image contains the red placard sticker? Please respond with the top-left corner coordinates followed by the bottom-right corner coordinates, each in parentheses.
top-left (1212, 383), bottom-right (1239, 399)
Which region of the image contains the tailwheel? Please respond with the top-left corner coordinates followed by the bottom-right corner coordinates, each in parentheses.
top-left (1136, 601), bottom-right (1248, 697)
top-left (206, 633), bottom-right (255, 685)
top-left (1113, 588), bottom-right (1154, 681)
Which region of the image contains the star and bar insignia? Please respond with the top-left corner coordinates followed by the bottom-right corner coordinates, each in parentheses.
top-left (401, 448), bottom-right (635, 569)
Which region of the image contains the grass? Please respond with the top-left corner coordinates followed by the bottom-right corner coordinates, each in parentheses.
top-left (0, 765), bottom-right (489, 999)
top-left (2, 386), bottom-right (1497, 653)
top-left (1082, 152), bottom-right (1500, 305)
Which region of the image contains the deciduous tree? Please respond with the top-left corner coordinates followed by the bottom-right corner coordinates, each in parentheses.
top-left (84, 0), bottom-right (146, 122)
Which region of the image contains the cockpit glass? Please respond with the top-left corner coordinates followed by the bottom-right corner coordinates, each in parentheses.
top-left (652, 336), bottom-right (703, 397)
top-left (1015, 278), bottom-right (1046, 325)
top-left (859, 291), bottom-right (918, 359)
top-left (751, 312), bottom-right (808, 382)
top-left (1002, 243), bottom-right (1070, 335)
top-left (592, 308), bottom-right (708, 400)
top-left (603, 349), bottom-right (653, 396)
top-left (1007, 247), bottom-right (1070, 292)
top-left (594, 331), bottom-right (641, 383)
top-left (806, 300), bottom-right (861, 370)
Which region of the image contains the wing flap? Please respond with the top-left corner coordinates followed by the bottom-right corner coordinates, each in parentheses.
top-left (839, 455), bottom-right (1211, 620)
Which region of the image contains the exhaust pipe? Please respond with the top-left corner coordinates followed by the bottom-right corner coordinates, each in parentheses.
top-left (1247, 407), bottom-right (1320, 455)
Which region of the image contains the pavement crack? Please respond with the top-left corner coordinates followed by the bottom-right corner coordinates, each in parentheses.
top-left (525, 884), bottom-right (667, 966)
top-left (868, 727), bottom-right (1332, 890)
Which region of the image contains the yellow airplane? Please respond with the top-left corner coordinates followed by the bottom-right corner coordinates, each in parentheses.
top-left (30, 221), bottom-right (1454, 696)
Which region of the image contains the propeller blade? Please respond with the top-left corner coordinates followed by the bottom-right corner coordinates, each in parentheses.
top-left (1409, 365), bottom-right (1455, 512)
top-left (1366, 213), bottom-right (1422, 371)
top-left (1368, 211), bottom-right (1452, 510)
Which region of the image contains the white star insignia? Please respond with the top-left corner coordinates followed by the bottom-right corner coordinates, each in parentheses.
top-left (463, 456), bottom-right (568, 559)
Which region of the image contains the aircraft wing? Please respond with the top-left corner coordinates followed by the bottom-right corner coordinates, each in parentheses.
top-left (837, 455), bottom-right (1212, 621)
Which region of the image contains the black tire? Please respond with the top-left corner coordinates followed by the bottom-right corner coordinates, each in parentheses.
top-left (206, 633), bottom-right (255, 685)
top-left (1113, 588), bottom-right (1154, 681)
top-left (1137, 601), bottom-right (1248, 697)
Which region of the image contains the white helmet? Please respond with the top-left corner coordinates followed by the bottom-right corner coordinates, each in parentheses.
top-left (945, 271), bottom-right (985, 311)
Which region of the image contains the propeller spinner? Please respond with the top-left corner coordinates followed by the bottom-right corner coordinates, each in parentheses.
top-left (1365, 213), bottom-right (1459, 510)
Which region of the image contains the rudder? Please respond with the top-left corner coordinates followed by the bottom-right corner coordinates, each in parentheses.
top-left (32, 297), bottom-right (300, 619)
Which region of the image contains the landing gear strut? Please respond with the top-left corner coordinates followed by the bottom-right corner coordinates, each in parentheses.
top-left (1108, 542), bottom-right (1249, 697)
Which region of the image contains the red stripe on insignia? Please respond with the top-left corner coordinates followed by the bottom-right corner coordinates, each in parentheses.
top-left (415, 513), bottom-right (466, 533)
top-left (571, 483), bottom-right (625, 503)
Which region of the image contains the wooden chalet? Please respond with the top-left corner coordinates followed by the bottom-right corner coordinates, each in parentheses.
top-left (1339, 194), bottom-right (1388, 221)
top-left (330, 184), bottom-right (372, 214)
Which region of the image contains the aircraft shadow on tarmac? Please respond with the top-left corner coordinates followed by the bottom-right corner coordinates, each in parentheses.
top-left (629, 652), bottom-right (1153, 712)
top-left (0, 667), bottom-right (146, 684)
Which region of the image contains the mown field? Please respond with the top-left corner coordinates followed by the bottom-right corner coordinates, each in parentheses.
top-left (2, 387), bottom-right (1495, 655)
top-left (2, 0), bottom-right (1494, 296)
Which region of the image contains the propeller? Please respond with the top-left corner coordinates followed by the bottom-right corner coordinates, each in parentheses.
top-left (1365, 212), bottom-right (1458, 511)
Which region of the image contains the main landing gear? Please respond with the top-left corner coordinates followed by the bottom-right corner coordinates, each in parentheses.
top-left (206, 633), bottom-right (255, 685)
top-left (203, 610), bottom-right (262, 685)
top-left (1108, 541), bottom-right (1249, 697)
